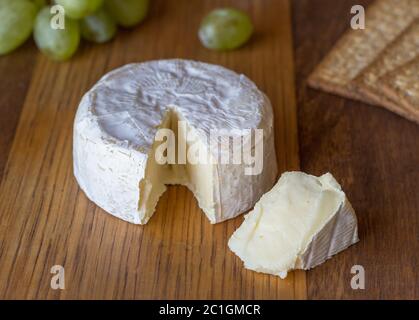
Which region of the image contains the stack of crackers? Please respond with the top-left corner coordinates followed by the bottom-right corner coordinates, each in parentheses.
top-left (308, 0), bottom-right (419, 124)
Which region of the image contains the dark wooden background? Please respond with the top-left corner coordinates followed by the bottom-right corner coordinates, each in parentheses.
top-left (0, 0), bottom-right (418, 299)
top-left (293, 0), bottom-right (419, 299)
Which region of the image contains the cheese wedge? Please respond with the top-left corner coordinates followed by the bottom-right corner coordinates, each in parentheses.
top-left (228, 172), bottom-right (359, 278)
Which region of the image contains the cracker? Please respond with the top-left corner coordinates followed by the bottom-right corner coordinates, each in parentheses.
top-left (380, 57), bottom-right (419, 124)
top-left (354, 20), bottom-right (419, 119)
top-left (308, 0), bottom-right (419, 101)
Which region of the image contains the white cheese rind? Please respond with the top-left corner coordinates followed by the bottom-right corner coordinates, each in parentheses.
top-left (295, 198), bottom-right (358, 271)
top-left (228, 172), bottom-right (359, 278)
top-left (73, 59), bottom-right (278, 224)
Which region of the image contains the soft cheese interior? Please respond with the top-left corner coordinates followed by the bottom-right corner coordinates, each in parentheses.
top-left (228, 172), bottom-right (359, 278)
top-left (138, 109), bottom-right (217, 224)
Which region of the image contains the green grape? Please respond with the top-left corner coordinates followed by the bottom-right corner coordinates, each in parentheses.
top-left (81, 7), bottom-right (117, 43)
top-left (199, 8), bottom-right (253, 51)
top-left (105, 0), bottom-right (149, 28)
top-left (55, 0), bottom-right (104, 19)
top-left (0, 0), bottom-right (37, 55)
top-left (34, 6), bottom-right (80, 61)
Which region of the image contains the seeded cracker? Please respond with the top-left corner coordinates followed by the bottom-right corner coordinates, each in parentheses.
top-left (380, 58), bottom-right (419, 124)
top-left (355, 20), bottom-right (419, 123)
top-left (308, 0), bottom-right (419, 101)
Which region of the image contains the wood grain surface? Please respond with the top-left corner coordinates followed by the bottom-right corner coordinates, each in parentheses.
top-left (0, 41), bottom-right (37, 182)
top-left (293, 0), bottom-right (419, 299)
top-left (0, 0), bottom-right (305, 299)
top-left (0, 0), bottom-right (418, 301)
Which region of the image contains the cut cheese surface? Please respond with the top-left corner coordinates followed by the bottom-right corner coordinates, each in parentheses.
top-left (137, 109), bottom-right (217, 223)
top-left (73, 59), bottom-right (278, 224)
top-left (228, 172), bottom-right (359, 278)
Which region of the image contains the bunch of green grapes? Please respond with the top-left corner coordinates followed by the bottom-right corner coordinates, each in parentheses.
top-left (1, 1), bottom-right (254, 61)
top-left (1, 0), bottom-right (149, 61)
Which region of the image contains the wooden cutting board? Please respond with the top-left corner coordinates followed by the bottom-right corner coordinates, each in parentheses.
top-left (0, 0), bottom-right (305, 299)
